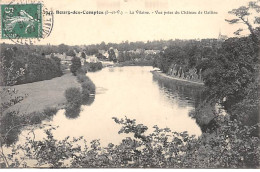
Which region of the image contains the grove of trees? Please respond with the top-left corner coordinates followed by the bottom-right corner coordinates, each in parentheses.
top-left (0, 44), bottom-right (63, 86)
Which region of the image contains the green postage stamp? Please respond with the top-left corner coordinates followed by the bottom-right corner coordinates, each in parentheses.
top-left (1, 3), bottom-right (42, 39)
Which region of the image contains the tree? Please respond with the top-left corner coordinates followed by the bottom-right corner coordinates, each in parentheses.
top-left (108, 48), bottom-right (116, 62)
top-left (100, 41), bottom-right (107, 50)
top-left (58, 44), bottom-right (69, 54)
top-left (204, 1), bottom-right (260, 123)
top-left (118, 51), bottom-right (125, 62)
top-left (66, 49), bottom-right (76, 57)
top-left (81, 52), bottom-right (86, 59)
top-left (50, 55), bottom-right (63, 76)
top-left (225, 1), bottom-right (260, 43)
top-left (70, 57), bottom-right (81, 75)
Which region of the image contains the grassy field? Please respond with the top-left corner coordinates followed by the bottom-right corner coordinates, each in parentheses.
top-left (3, 73), bottom-right (81, 115)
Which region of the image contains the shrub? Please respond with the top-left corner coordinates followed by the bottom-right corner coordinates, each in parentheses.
top-left (64, 87), bottom-right (82, 105)
top-left (81, 88), bottom-right (90, 103)
top-left (87, 62), bottom-right (103, 72)
top-left (82, 65), bottom-right (88, 73)
top-left (30, 112), bottom-right (43, 125)
top-left (76, 74), bottom-right (87, 83)
top-left (73, 70), bottom-right (96, 105)
top-left (84, 75), bottom-right (91, 81)
top-left (0, 111), bottom-right (21, 146)
top-left (43, 107), bottom-right (58, 117)
top-left (65, 103), bottom-right (81, 119)
top-left (81, 80), bottom-right (96, 93)
top-left (96, 62), bottom-right (102, 70)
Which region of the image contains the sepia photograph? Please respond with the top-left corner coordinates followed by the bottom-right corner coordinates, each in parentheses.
top-left (0, 0), bottom-right (259, 169)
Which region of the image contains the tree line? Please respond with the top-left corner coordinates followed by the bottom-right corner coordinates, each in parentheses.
top-left (0, 44), bottom-right (63, 86)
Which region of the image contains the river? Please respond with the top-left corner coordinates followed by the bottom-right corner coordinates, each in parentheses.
top-left (17, 66), bottom-right (203, 146)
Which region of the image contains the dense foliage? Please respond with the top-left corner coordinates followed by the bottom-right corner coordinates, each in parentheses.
top-left (154, 30), bottom-right (259, 132)
top-left (1, 116), bottom-right (259, 168)
top-left (0, 44), bottom-right (62, 86)
top-left (201, 36), bottom-right (259, 124)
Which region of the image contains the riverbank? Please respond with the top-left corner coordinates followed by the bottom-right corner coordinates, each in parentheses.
top-left (3, 73), bottom-right (81, 116)
top-left (151, 70), bottom-right (205, 87)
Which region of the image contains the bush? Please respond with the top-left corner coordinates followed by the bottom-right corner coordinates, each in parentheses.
top-left (30, 112), bottom-right (43, 124)
top-left (87, 62), bottom-right (103, 72)
top-left (0, 111), bottom-right (21, 146)
top-left (65, 103), bottom-right (81, 119)
top-left (80, 65), bottom-right (88, 74)
top-left (64, 87), bottom-right (82, 105)
top-left (81, 88), bottom-right (90, 103)
top-left (43, 107), bottom-right (58, 117)
top-left (81, 80), bottom-right (96, 93)
top-left (74, 70), bottom-right (96, 105)
top-left (76, 74), bottom-right (88, 83)
top-left (97, 62), bottom-right (102, 70)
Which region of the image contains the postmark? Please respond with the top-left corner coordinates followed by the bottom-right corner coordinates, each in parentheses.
top-left (0, 0), bottom-right (53, 44)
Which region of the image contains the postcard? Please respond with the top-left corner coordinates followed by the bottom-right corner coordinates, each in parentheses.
top-left (0, 0), bottom-right (259, 168)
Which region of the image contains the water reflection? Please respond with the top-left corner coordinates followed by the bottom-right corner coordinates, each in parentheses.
top-left (152, 72), bottom-right (214, 131)
top-left (152, 73), bottom-right (204, 108)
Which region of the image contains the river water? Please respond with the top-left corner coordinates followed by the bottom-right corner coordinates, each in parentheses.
top-left (18, 66), bottom-right (203, 146)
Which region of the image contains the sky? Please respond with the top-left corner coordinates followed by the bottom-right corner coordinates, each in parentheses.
top-left (0, 0), bottom-right (256, 45)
